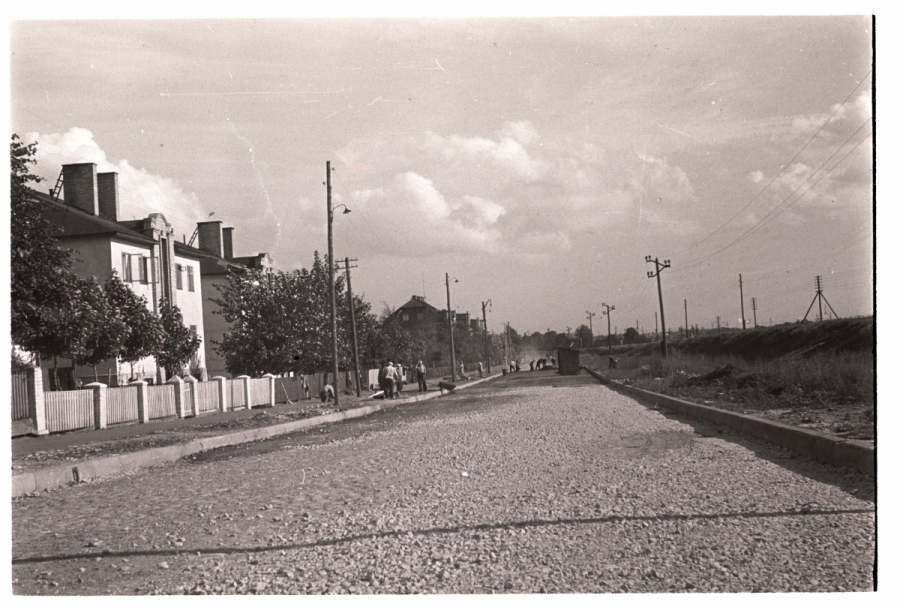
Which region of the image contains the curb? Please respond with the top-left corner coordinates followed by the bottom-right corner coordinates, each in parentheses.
top-left (12, 373), bottom-right (502, 498)
top-left (581, 366), bottom-right (874, 477)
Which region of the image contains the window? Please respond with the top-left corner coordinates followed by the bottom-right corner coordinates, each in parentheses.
top-left (138, 255), bottom-right (148, 283)
top-left (402, 313), bottom-right (410, 321)
top-left (187, 266), bottom-right (195, 292)
top-left (176, 264), bottom-right (183, 290)
top-left (121, 253), bottom-right (133, 282)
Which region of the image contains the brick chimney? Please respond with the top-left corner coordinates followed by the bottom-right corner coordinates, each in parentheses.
top-left (222, 227), bottom-right (234, 260)
top-left (196, 221), bottom-right (223, 257)
top-left (62, 163), bottom-right (98, 215)
top-left (97, 172), bottom-right (119, 222)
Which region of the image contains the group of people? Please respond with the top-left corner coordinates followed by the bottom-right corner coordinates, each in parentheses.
top-left (378, 360), bottom-right (430, 398)
top-left (457, 361), bottom-right (484, 381)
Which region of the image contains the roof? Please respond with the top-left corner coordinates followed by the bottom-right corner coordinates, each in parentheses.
top-left (394, 296), bottom-right (440, 313)
top-left (31, 189), bottom-right (158, 247)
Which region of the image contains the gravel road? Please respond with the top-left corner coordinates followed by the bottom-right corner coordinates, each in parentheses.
top-left (12, 371), bottom-right (875, 594)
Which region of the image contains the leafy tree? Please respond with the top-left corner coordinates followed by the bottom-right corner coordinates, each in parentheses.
top-left (10, 134), bottom-right (81, 361)
top-left (155, 300), bottom-right (201, 378)
top-left (623, 327), bottom-right (643, 344)
top-left (104, 272), bottom-right (164, 375)
top-left (574, 324), bottom-right (593, 347)
top-left (67, 276), bottom-right (129, 382)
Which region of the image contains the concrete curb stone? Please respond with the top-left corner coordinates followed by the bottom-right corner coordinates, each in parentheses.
top-left (12, 373), bottom-right (502, 497)
top-left (581, 366), bottom-right (874, 476)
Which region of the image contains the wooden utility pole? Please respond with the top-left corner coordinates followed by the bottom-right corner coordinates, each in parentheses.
top-left (802, 275), bottom-right (840, 322)
top-left (586, 310), bottom-right (596, 346)
top-left (326, 161), bottom-right (340, 406)
top-left (446, 273), bottom-right (457, 382)
top-left (752, 297), bottom-right (758, 328)
top-left (602, 302), bottom-right (615, 357)
top-left (344, 257), bottom-right (361, 397)
top-left (645, 255), bottom-right (671, 357)
top-left (684, 299), bottom-right (689, 338)
top-left (482, 299), bottom-right (492, 374)
top-left (739, 273), bottom-right (746, 330)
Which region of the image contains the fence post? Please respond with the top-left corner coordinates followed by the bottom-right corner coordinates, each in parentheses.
top-left (184, 374), bottom-right (198, 416)
top-left (131, 380), bottom-right (149, 424)
top-left (169, 375), bottom-right (186, 419)
top-left (237, 375), bottom-right (251, 410)
top-left (263, 373), bottom-right (276, 407)
top-left (85, 382), bottom-right (107, 430)
top-left (26, 367), bottom-right (49, 436)
top-left (212, 376), bottom-right (228, 413)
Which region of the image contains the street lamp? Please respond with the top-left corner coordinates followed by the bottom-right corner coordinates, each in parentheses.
top-left (326, 161), bottom-right (350, 405)
top-left (482, 299), bottom-right (492, 374)
top-left (602, 302), bottom-right (615, 359)
top-left (586, 310), bottom-right (595, 347)
top-left (446, 274), bottom-right (458, 382)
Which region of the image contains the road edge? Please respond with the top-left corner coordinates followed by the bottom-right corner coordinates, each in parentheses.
top-left (12, 374), bottom-right (502, 498)
top-left (581, 366), bottom-right (874, 477)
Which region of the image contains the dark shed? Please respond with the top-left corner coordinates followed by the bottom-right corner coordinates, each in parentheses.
top-left (556, 348), bottom-right (581, 375)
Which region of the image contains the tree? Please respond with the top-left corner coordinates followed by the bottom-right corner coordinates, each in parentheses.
top-left (574, 324), bottom-right (593, 347)
top-left (104, 272), bottom-right (164, 376)
top-left (623, 327), bottom-right (643, 344)
top-left (67, 276), bottom-right (129, 382)
top-left (155, 300), bottom-right (201, 378)
top-left (10, 134), bottom-right (81, 360)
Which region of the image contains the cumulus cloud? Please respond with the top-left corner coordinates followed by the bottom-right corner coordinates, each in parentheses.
top-left (425, 120), bottom-right (551, 181)
top-left (22, 127), bottom-right (204, 238)
top-left (347, 172), bottom-right (506, 257)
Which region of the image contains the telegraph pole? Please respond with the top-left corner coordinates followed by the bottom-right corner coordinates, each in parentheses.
top-left (343, 258), bottom-right (361, 397)
top-left (645, 255), bottom-right (671, 357)
top-left (751, 297), bottom-right (758, 328)
top-left (802, 275), bottom-right (840, 322)
top-left (739, 273), bottom-right (746, 330)
top-left (446, 273), bottom-right (457, 382)
top-left (586, 311), bottom-right (596, 347)
top-left (602, 302), bottom-right (615, 358)
top-left (655, 312), bottom-right (658, 340)
top-left (482, 299), bottom-right (492, 374)
top-left (684, 299), bottom-right (689, 338)
top-left (326, 161), bottom-right (340, 406)
top-left (717, 316), bottom-right (721, 333)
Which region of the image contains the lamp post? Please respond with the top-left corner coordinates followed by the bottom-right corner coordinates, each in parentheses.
top-left (326, 161), bottom-right (351, 405)
top-left (481, 299), bottom-right (492, 374)
top-left (446, 274), bottom-right (458, 382)
top-left (645, 255), bottom-right (671, 357)
top-left (586, 310), bottom-right (595, 347)
top-left (602, 302), bottom-right (615, 358)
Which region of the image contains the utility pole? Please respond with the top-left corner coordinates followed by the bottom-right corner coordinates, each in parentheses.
top-left (739, 273), bottom-right (746, 330)
top-left (646, 255), bottom-right (671, 357)
top-left (684, 299), bottom-right (689, 338)
top-left (445, 273), bottom-right (457, 382)
top-left (343, 258), bottom-right (361, 398)
top-left (717, 316), bottom-right (721, 333)
top-left (506, 322), bottom-right (512, 366)
top-left (655, 312), bottom-right (658, 340)
top-left (586, 311), bottom-right (596, 347)
top-left (326, 161), bottom-right (340, 406)
top-left (482, 299), bottom-right (492, 374)
top-left (751, 297), bottom-right (758, 328)
top-left (802, 275), bottom-right (840, 322)
top-left (602, 302), bottom-right (615, 358)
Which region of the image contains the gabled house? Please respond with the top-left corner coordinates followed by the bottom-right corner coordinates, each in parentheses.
top-left (29, 162), bottom-right (207, 386)
top-left (191, 220), bottom-right (273, 378)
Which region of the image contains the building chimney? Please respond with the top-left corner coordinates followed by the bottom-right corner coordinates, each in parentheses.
top-left (196, 220), bottom-right (223, 257)
top-left (62, 163), bottom-right (99, 215)
top-left (222, 227), bottom-right (234, 260)
top-left (97, 172), bottom-right (119, 222)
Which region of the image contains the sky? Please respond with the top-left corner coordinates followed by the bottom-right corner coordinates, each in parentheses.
top-left (8, 13), bottom-right (874, 337)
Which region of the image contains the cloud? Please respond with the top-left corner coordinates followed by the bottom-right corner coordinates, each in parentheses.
top-left (347, 172), bottom-right (505, 257)
top-left (425, 120), bottom-right (551, 181)
top-left (23, 127), bottom-right (204, 238)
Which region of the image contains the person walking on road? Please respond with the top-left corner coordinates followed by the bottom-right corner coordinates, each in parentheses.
top-left (416, 360), bottom-right (427, 392)
top-left (395, 360), bottom-right (405, 396)
top-left (477, 361), bottom-right (484, 378)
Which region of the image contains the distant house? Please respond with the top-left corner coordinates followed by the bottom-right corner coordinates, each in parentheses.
top-left (28, 162), bottom-right (208, 386)
top-left (386, 295), bottom-right (480, 335)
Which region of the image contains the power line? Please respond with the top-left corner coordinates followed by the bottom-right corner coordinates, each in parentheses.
top-left (677, 125), bottom-right (872, 271)
top-left (672, 70), bottom-right (872, 258)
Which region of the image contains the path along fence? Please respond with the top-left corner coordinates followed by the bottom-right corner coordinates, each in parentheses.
top-left (13, 367), bottom-right (392, 437)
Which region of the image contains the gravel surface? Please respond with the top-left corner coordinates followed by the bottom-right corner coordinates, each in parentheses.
top-left (12, 371), bottom-right (875, 594)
